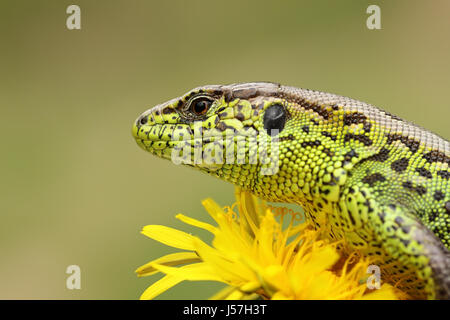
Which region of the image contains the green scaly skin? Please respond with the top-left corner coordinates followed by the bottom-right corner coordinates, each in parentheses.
top-left (132, 82), bottom-right (450, 299)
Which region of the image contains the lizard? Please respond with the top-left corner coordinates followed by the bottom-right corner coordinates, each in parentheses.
top-left (132, 82), bottom-right (450, 299)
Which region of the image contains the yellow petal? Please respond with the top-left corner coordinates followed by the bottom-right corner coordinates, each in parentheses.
top-left (141, 225), bottom-right (197, 251)
top-left (140, 274), bottom-right (183, 300)
top-left (151, 262), bottom-right (225, 282)
top-left (175, 214), bottom-right (217, 234)
top-left (226, 290), bottom-right (245, 300)
top-left (304, 271), bottom-right (337, 299)
top-left (257, 212), bottom-right (277, 264)
top-left (201, 198), bottom-right (225, 222)
top-left (239, 281), bottom-right (261, 293)
top-left (263, 265), bottom-right (285, 286)
top-left (305, 246), bottom-right (340, 272)
top-left (272, 291), bottom-right (292, 300)
top-left (136, 252), bottom-right (200, 277)
top-left (237, 189), bottom-right (260, 235)
top-left (194, 237), bottom-right (251, 283)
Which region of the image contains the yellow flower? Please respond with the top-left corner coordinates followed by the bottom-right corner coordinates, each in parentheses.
top-left (136, 188), bottom-right (407, 300)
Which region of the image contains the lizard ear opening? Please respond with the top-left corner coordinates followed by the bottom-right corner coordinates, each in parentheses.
top-left (263, 104), bottom-right (286, 136)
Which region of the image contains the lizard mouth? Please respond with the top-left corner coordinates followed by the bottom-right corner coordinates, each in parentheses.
top-left (132, 115), bottom-right (276, 174)
top-left (132, 120), bottom-right (262, 169)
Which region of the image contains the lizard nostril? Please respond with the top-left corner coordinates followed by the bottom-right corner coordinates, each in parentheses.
top-left (139, 116), bottom-right (148, 125)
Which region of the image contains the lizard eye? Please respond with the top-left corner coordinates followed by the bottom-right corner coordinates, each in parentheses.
top-left (263, 104), bottom-right (286, 136)
top-left (189, 96), bottom-right (213, 116)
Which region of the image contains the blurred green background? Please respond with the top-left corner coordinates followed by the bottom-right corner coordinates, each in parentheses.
top-left (0, 0), bottom-right (449, 299)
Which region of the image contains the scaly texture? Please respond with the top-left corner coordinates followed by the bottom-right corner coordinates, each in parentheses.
top-left (132, 82), bottom-right (450, 299)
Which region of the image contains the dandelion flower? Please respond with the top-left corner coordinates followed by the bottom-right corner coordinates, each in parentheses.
top-left (136, 188), bottom-right (406, 300)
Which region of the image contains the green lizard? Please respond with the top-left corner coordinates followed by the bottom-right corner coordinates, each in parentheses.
top-left (132, 82), bottom-right (449, 299)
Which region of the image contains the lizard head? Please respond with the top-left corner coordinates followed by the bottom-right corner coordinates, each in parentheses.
top-left (133, 84), bottom-right (450, 299)
top-left (132, 82), bottom-right (344, 202)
